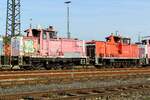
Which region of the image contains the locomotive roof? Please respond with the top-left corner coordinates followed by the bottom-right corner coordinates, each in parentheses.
top-left (24, 28), bottom-right (56, 32)
top-left (106, 34), bottom-right (131, 40)
top-left (24, 26), bottom-right (56, 32)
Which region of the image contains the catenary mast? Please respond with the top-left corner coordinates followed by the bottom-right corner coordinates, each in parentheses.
top-left (4, 0), bottom-right (21, 65)
top-left (6, 0), bottom-right (21, 36)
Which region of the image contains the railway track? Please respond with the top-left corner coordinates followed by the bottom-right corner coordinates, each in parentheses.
top-left (0, 68), bottom-right (150, 87)
top-left (0, 67), bottom-right (148, 71)
top-left (0, 83), bottom-right (150, 100)
top-left (0, 67), bottom-right (150, 78)
top-left (0, 67), bottom-right (149, 75)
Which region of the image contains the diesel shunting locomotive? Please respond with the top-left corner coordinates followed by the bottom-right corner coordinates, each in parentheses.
top-left (0, 26), bottom-right (149, 69)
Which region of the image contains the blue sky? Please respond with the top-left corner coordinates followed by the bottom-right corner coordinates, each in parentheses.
top-left (0, 0), bottom-right (150, 41)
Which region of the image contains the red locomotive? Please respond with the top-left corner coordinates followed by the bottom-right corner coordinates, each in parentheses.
top-left (86, 34), bottom-right (139, 67)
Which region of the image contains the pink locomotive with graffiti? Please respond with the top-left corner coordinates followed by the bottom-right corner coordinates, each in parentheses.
top-left (11, 26), bottom-right (87, 69)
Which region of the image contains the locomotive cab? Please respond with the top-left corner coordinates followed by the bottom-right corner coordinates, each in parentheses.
top-left (26, 26), bottom-right (57, 39)
top-left (106, 34), bottom-right (131, 45)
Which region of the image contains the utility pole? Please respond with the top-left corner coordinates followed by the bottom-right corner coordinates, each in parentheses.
top-left (64, 1), bottom-right (71, 39)
top-left (6, 0), bottom-right (21, 36)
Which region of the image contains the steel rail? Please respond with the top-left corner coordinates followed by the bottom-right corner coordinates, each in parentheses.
top-left (0, 67), bottom-right (149, 75)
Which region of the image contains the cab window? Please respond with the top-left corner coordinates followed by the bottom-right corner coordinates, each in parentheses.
top-left (142, 40), bottom-right (147, 45)
top-left (32, 29), bottom-right (40, 37)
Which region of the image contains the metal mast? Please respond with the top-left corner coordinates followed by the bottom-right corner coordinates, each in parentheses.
top-left (6, 0), bottom-right (21, 36)
top-left (64, 1), bottom-right (71, 39)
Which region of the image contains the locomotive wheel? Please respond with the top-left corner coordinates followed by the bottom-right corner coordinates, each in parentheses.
top-left (94, 65), bottom-right (101, 69)
top-left (44, 65), bottom-right (52, 70)
top-left (53, 64), bottom-right (62, 70)
top-left (21, 65), bottom-right (33, 70)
